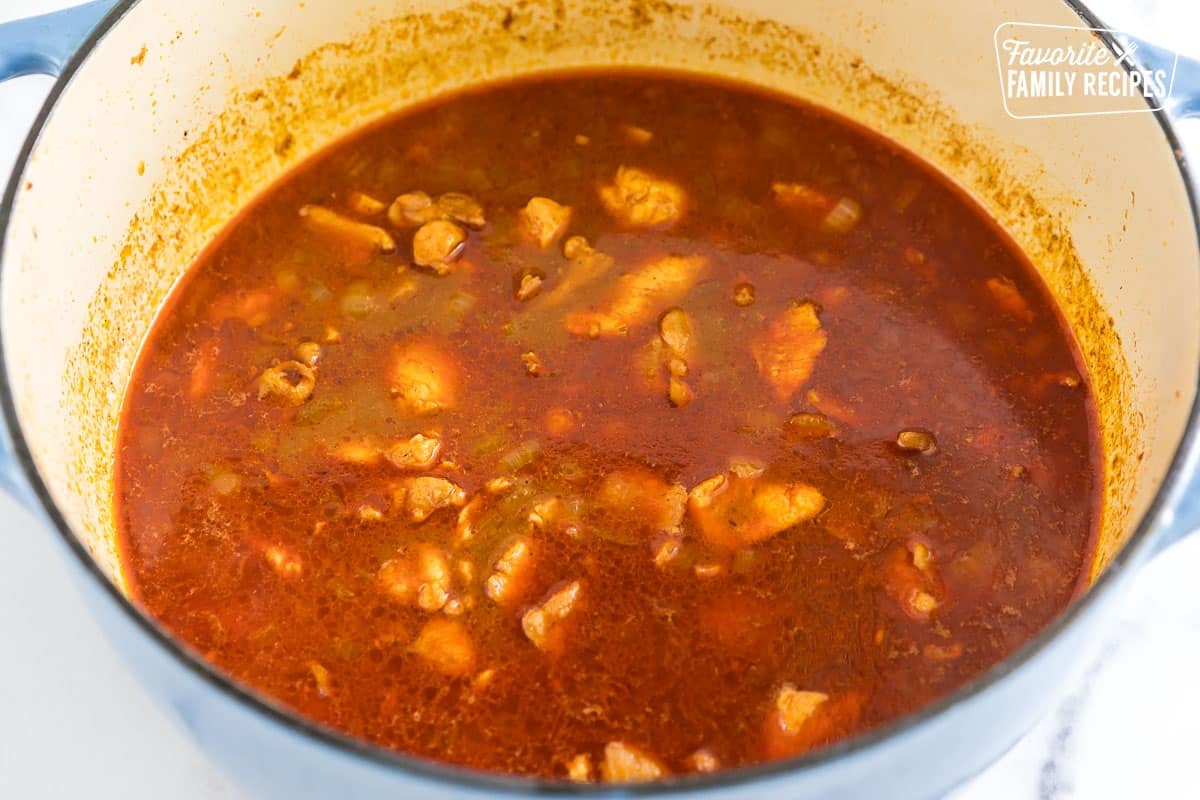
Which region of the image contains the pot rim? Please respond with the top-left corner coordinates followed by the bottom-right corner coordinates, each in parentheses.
top-left (0, 0), bottom-right (1196, 795)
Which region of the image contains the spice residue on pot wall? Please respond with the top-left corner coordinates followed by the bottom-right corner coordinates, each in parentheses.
top-left (50, 0), bottom-right (1139, 596)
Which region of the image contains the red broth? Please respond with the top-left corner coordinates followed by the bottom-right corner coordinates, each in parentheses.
top-left (115, 71), bottom-right (1100, 782)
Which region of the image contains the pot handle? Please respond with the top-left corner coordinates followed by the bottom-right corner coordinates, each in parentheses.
top-left (0, 0), bottom-right (117, 81)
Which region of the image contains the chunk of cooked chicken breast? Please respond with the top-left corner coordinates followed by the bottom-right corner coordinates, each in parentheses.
top-left (393, 476), bottom-right (467, 523)
top-left (688, 469), bottom-right (825, 550)
top-left (387, 341), bottom-right (458, 416)
top-left (410, 617), bottom-right (476, 677)
top-left (519, 197), bottom-right (572, 248)
top-left (599, 166), bottom-right (685, 227)
top-left (378, 543), bottom-right (453, 612)
top-left (597, 468), bottom-right (687, 537)
top-left (750, 302), bottom-right (828, 399)
top-left (600, 741), bottom-right (665, 782)
top-left (521, 580), bottom-right (582, 653)
top-left (565, 255), bottom-right (705, 338)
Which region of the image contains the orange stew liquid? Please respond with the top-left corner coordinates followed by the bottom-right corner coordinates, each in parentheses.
top-left (115, 72), bottom-right (1100, 782)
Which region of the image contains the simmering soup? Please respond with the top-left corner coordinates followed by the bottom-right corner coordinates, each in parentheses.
top-left (115, 72), bottom-right (1100, 782)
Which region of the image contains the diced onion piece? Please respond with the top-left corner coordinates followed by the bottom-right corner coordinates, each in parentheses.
top-left (499, 440), bottom-right (541, 473)
top-left (821, 196), bottom-right (862, 234)
top-left (985, 276), bottom-right (1035, 323)
top-left (784, 412), bottom-right (836, 440)
top-left (686, 748), bottom-right (720, 773)
top-left (733, 282), bottom-right (755, 307)
top-left (896, 429), bottom-right (937, 453)
top-left (346, 191), bottom-right (387, 216)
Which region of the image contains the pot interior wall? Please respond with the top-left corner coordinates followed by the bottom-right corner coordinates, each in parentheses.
top-left (2, 0), bottom-right (1196, 597)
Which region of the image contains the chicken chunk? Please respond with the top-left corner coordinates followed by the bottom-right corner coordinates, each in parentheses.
top-left (519, 197), bottom-right (572, 248)
top-left (763, 687), bottom-right (866, 759)
top-left (264, 545), bottom-right (302, 578)
top-left (484, 536), bottom-right (535, 606)
top-left (521, 580), bottom-right (582, 653)
top-left (600, 741), bottom-right (665, 783)
top-left (525, 237), bottom-right (616, 314)
top-left (387, 341), bottom-right (457, 416)
top-left (257, 360), bottom-right (317, 405)
top-left (388, 190), bottom-right (485, 229)
top-left (565, 255), bottom-right (706, 338)
top-left (652, 535), bottom-right (683, 568)
top-left (515, 272), bottom-right (543, 301)
top-left (393, 477), bottom-right (467, 523)
top-left (668, 375), bottom-right (694, 408)
top-left (388, 191), bottom-right (438, 227)
top-left (562, 235), bottom-right (591, 259)
top-left (688, 469), bottom-right (825, 551)
top-left (454, 495), bottom-right (484, 545)
top-left (435, 192), bottom-right (486, 229)
top-left (750, 302), bottom-right (828, 400)
top-left (410, 617), bottom-right (476, 677)
top-left (299, 204), bottom-right (396, 253)
top-left (412, 220), bottom-right (466, 274)
top-left (378, 543), bottom-right (453, 611)
top-left (294, 341), bottom-right (321, 367)
top-left (566, 753), bottom-right (594, 783)
top-left (881, 544), bottom-right (942, 621)
top-left (685, 748), bottom-right (720, 773)
top-left (599, 166), bottom-right (685, 227)
top-left (774, 686), bottom-right (829, 734)
top-left (597, 469), bottom-right (687, 537)
top-left (733, 282), bottom-right (755, 307)
top-left (386, 433), bottom-right (442, 470)
top-left (526, 495), bottom-right (583, 538)
top-left (528, 496), bottom-right (564, 529)
top-left (521, 351), bottom-right (543, 377)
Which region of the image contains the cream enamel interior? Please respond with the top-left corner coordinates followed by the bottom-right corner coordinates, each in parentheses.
top-left (2, 0), bottom-right (1196, 598)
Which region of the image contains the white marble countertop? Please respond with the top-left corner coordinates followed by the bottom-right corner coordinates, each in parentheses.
top-left (1, 1), bottom-right (1198, 797)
